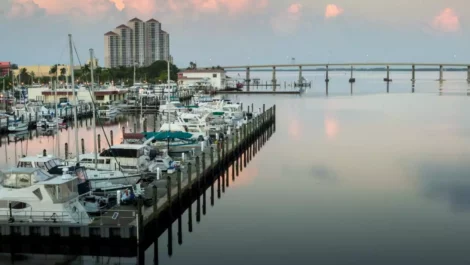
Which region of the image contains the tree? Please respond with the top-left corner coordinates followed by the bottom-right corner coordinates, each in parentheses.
top-left (0, 76), bottom-right (13, 91)
top-left (95, 66), bottom-right (102, 84)
top-left (60, 67), bottom-right (66, 81)
top-left (80, 64), bottom-right (90, 82)
top-left (49, 64), bottom-right (58, 76)
top-left (30, 71), bottom-right (36, 84)
top-left (19, 68), bottom-right (31, 84)
top-left (158, 71), bottom-right (168, 82)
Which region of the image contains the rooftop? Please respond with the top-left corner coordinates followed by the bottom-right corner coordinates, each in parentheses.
top-left (116, 24), bottom-right (130, 29)
top-left (129, 17), bottom-right (143, 22)
top-left (146, 18), bottom-right (160, 23)
top-left (104, 31), bottom-right (119, 36)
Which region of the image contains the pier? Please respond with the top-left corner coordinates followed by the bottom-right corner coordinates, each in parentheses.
top-left (0, 104), bottom-right (276, 254)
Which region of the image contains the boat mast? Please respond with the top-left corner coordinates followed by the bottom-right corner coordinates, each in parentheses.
top-left (68, 34), bottom-right (79, 164)
top-left (89, 49), bottom-right (98, 170)
top-left (55, 66), bottom-right (59, 157)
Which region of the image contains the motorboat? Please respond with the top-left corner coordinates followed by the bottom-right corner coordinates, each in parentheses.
top-left (97, 105), bottom-right (119, 118)
top-left (17, 154), bottom-right (140, 189)
top-left (38, 114), bottom-right (64, 128)
top-left (0, 168), bottom-right (92, 224)
top-left (8, 121), bottom-right (28, 132)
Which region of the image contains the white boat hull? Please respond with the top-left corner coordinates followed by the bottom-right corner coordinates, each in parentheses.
top-left (8, 123), bottom-right (28, 132)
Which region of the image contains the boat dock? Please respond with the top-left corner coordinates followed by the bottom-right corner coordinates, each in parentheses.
top-left (0, 105), bottom-right (276, 253)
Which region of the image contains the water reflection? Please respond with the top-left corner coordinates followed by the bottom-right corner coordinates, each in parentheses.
top-left (419, 162), bottom-right (470, 212)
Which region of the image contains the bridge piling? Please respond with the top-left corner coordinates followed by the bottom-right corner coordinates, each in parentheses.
top-left (298, 66), bottom-right (303, 85)
top-left (384, 65), bottom-right (392, 82)
top-left (439, 65), bottom-right (444, 82)
top-left (349, 66), bottom-right (356, 83)
top-left (272, 66), bottom-right (277, 92)
top-left (246, 67), bottom-right (251, 92)
top-left (411, 65), bottom-right (416, 81)
top-left (325, 65), bottom-right (330, 83)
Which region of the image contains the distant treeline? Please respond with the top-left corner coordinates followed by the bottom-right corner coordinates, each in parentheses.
top-left (226, 68), bottom-right (468, 72)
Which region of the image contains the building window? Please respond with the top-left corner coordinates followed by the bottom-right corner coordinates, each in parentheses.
top-left (96, 96), bottom-right (104, 100)
top-left (213, 74), bottom-right (217, 78)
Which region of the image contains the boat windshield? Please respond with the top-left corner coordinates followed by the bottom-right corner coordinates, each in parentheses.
top-left (44, 179), bottom-right (79, 203)
top-left (0, 170), bottom-right (52, 188)
top-left (43, 159), bottom-right (65, 170)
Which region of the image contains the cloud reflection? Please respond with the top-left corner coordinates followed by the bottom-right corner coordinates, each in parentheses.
top-left (324, 116), bottom-right (339, 139)
top-left (418, 162), bottom-right (470, 212)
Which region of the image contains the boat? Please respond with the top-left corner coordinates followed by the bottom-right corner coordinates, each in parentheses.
top-left (0, 168), bottom-right (92, 224)
top-left (143, 131), bottom-right (204, 154)
top-left (8, 121), bottom-right (28, 132)
top-left (38, 114), bottom-right (64, 128)
top-left (68, 142), bottom-right (156, 174)
top-left (17, 154), bottom-right (140, 189)
top-left (97, 105), bottom-right (119, 118)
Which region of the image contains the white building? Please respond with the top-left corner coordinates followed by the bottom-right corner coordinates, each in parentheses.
top-left (114, 24), bottom-right (133, 67)
top-left (128, 18), bottom-right (146, 66)
top-left (162, 31), bottom-right (170, 61)
top-left (145, 19), bottom-right (162, 64)
top-left (104, 17), bottom-right (171, 68)
top-left (178, 69), bottom-right (227, 90)
top-left (104, 31), bottom-right (120, 68)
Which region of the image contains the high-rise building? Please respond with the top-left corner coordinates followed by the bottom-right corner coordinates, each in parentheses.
top-left (127, 18), bottom-right (146, 67)
top-left (162, 31), bottom-right (170, 61)
top-left (104, 17), bottom-right (171, 68)
top-left (145, 19), bottom-right (162, 65)
top-left (114, 25), bottom-right (133, 67)
top-left (104, 31), bottom-right (120, 68)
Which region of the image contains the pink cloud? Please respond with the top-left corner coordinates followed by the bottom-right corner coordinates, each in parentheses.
top-left (109, 0), bottom-right (124, 11)
top-left (432, 8), bottom-right (460, 32)
top-left (7, 0), bottom-right (44, 18)
top-left (271, 3), bottom-right (302, 34)
top-left (191, 0), bottom-right (220, 12)
top-left (325, 4), bottom-right (343, 19)
top-left (287, 3), bottom-right (301, 14)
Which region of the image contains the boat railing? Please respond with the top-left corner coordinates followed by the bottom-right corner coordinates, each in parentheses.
top-left (0, 208), bottom-right (139, 226)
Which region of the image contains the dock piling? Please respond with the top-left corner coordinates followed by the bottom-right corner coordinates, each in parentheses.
top-left (411, 65), bottom-right (416, 81)
top-left (97, 134), bottom-right (101, 152)
top-left (110, 130), bottom-right (113, 145)
top-left (81, 138), bottom-right (85, 154)
top-left (64, 143), bottom-right (68, 160)
top-left (272, 66), bottom-right (277, 92)
top-left (467, 66), bottom-right (470, 82)
top-left (439, 65), bottom-right (444, 82)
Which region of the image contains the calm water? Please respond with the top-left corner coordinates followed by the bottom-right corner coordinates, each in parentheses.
top-left (3, 71), bottom-right (470, 264)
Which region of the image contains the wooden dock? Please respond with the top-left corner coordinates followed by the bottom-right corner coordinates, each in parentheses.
top-left (0, 104), bottom-right (276, 255)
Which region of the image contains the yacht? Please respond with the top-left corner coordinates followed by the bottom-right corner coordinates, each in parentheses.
top-left (8, 121), bottom-right (28, 132)
top-left (69, 142), bottom-right (157, 173)
top-left (0, 168), bottom-right (92, 224)
top-left (97, 105), bottom-right (119, 118)
top-left (17, 155), bottom-right (140, 189)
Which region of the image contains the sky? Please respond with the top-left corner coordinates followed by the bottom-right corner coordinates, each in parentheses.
top-left (0, 0), bottom-right (469, 68)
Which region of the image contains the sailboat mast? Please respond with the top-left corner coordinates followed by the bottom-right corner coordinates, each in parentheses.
top-left (55, 67), bottom-right (59, 157)
top-left (89, 49), bottom-right (98, 170)
top-left (68, 34), bottom-right (79, 164)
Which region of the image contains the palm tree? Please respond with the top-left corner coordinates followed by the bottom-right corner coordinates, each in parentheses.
top-left (49, 64), bottom-right (58, 77)
top-left (30, 71), bottom-right (35, 84)
top-left (81, 64), bottom-right (90, 82)
top-left (60, 67), bottom-right (66, 82)
top-left (95, 66), bottom-right (102, 84)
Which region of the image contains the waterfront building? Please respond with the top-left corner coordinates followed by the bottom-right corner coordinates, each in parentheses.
top-left (162, 31), bottom-right (170, 61)
top-left (145, 19), bottom-right (162, 65)
top-left (0, 62), bottom-right (12, 77)
top-left (104, 17), bottom-right (171, 68)
top-left (178, 69), bottom-right (227, 90)
top-left (104, 31), bottom-right (120, 68)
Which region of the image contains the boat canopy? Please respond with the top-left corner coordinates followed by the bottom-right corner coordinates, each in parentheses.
top-left (143, 131), bottom-right (193, 141)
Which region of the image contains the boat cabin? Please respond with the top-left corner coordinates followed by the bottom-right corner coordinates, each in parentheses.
top-left (17, 155), bottom-right (65, 171)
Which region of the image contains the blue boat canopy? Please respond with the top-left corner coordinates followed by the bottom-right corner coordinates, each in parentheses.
top-left (142, 131), bottom-right (193, 141)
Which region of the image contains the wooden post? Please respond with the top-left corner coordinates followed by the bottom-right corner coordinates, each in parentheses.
top-left (166, 176), bottom-right (172, 205)
top-left (65, 143), bottom-right (68, 159)
top-left (110, 130), bottom-right (114, 146)
top-left (43, 149), bottom-right (47, 157)
top-left (143, 118), bottom-right (147, 132)
top-left (97, 134), bottom-right (101, 152)
top-left (201, 152), bottom-right (206, 175)
top-left (134, 123), bottom-right (137, 133)
top-left (177, 169), bottom-right (182, 202)
top-left (187, 162), bottom-right (192, 187)
top-left (195, 156), bottom-right (200, 182)
top-left (137, 198), bottom-right (144, 244)
top-left (153, 186), bottom-right (158, 217)
top-left (81, 138), bottom-right (85, 154)
top-left (210, 147), bottom-right (214, 167)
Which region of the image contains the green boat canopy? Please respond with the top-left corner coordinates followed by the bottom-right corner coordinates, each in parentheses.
top-left (142, 131), bottom-right (193, 141)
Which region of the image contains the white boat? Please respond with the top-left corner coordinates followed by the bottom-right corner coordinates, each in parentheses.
top-left (17, 154), bottom-right (139, 188)
top-left (69, 142), bottom-right (156, 173)
top-left (8, 121), bottom-right (28, 132)
top-left (38, 114), bottom-right (64, 128)
top-left (0, 168), bottom-right (92, 224)
top-left (97, 105), bottom-right (119, 117)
